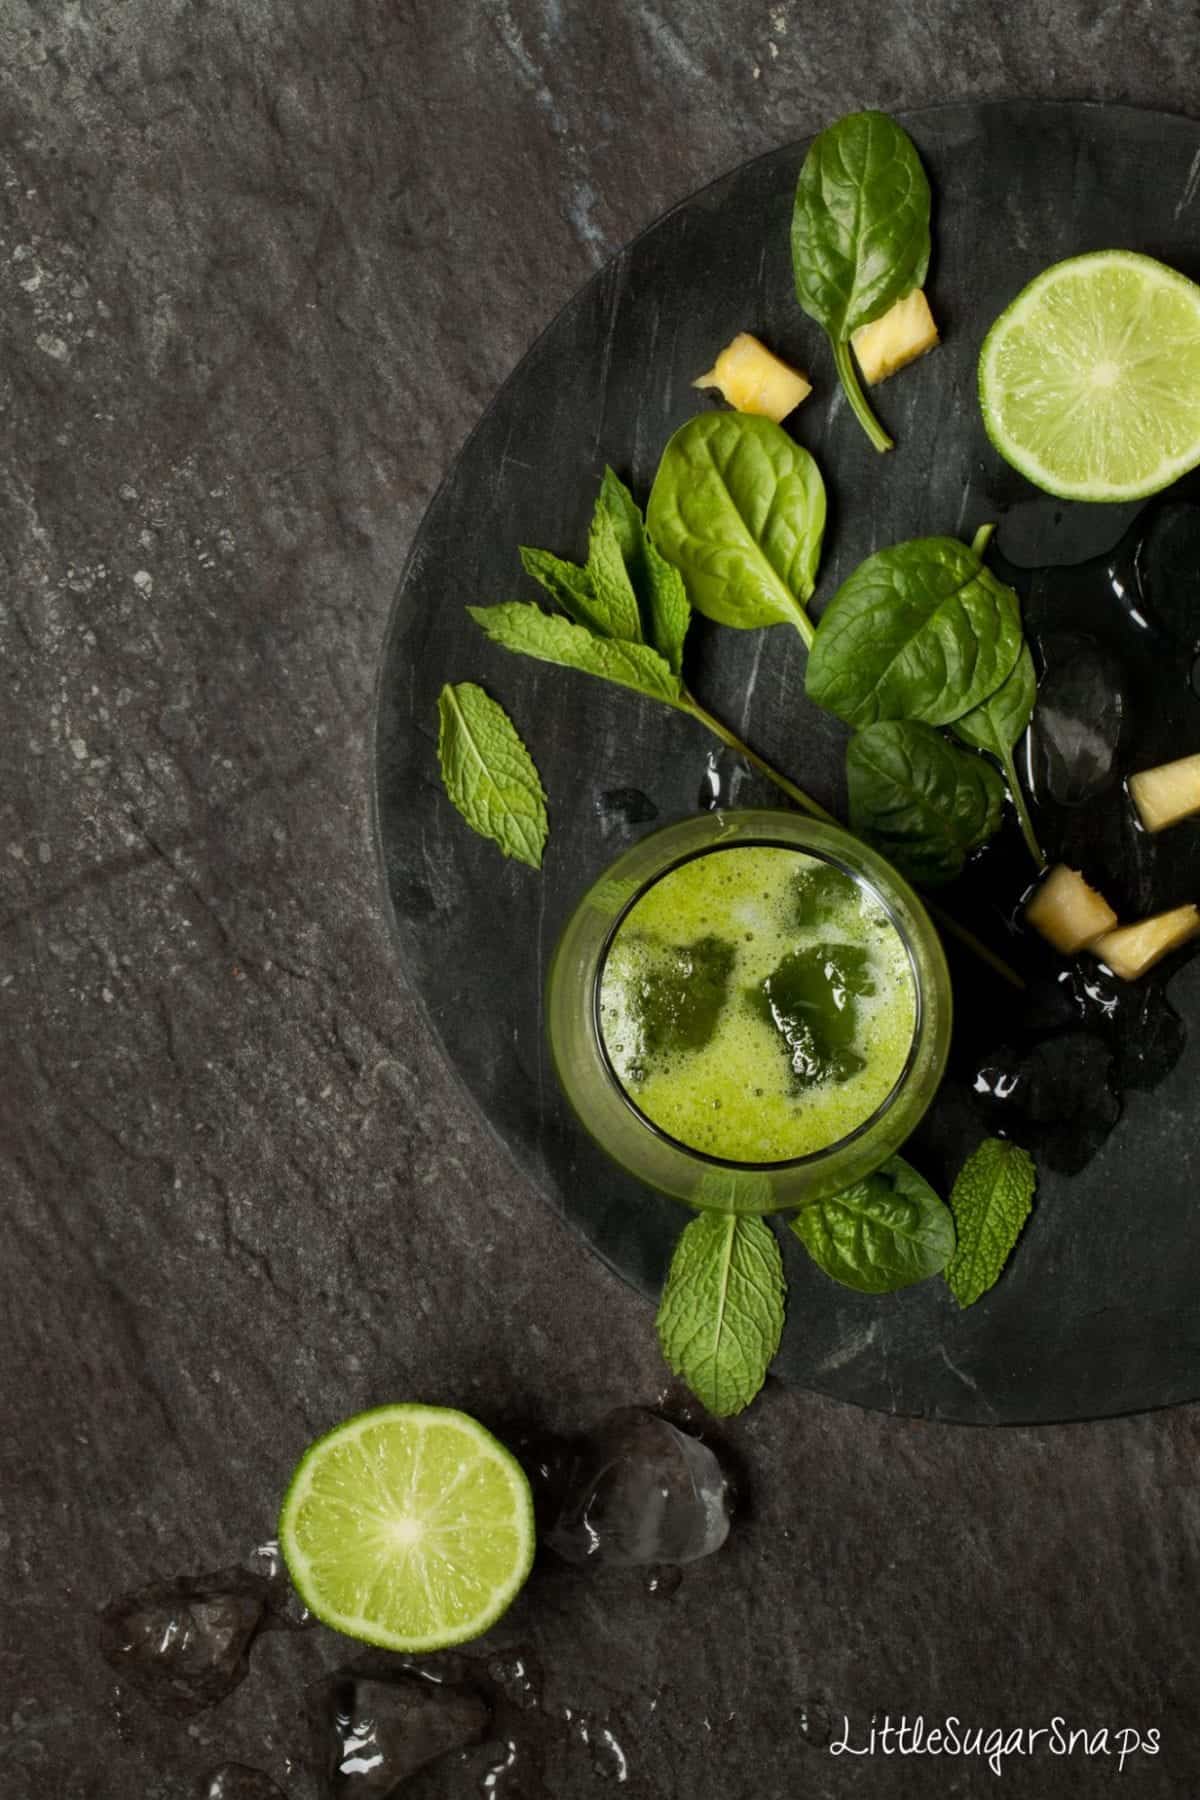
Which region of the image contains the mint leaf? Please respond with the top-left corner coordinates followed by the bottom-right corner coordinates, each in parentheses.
top-left (597, 467), bottom-right (691, 672)
top-left (641, 537), bottom-right (690, 675)
top-left (586, 504), bottom-right (644, 642)
top-left (468, 602), bottom-right (686, 707)
top-left (791, 1156), bottom-right (955, 1294)
top-left (436, 682), bottom-right (548, 869)
top-left (945, 1138), bottom-right (1037, 1308)
top-left (518, 546), bottom-right (608, 636)
top-left (656, 1212), bottom-right (785, 1417)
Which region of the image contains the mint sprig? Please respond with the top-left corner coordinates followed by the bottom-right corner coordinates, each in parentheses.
top-left (945, 1137), bottom-right (1037, 1308)
top-left (656, 1212), bottom-right (785, 1417)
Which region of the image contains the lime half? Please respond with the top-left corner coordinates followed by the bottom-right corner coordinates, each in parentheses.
top-left (979, 250), bottom-right (1200, 501)
top-left (278, 1404), bottom-right (535, 1652)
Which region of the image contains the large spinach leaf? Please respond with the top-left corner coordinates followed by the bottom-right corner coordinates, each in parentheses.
top-left (791, 1156), bottom-right (955, 1294)
top-left (806, 535), bottom-right (1023, 729)
top-left (646, 413), bottom-right (826, 646)
top-left (791, 111), bottom-right (931, 453)
top-left (846, 720), bottom-right (1006, 886)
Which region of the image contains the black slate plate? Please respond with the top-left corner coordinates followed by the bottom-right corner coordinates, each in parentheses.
top-left (374, 101), bottom-right (1200, 1425)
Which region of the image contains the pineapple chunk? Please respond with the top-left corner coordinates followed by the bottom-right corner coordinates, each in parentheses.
top-left (693, 332), bottom-right (812, 422)
top-left (1025, 865), bottom-right (1118, 955)
top-left (851, 288), bottom-right (940, 386)
top-left (1128, 753), bottom-right (1200, 833)
top-left (1091, 904), bottom-right (1200, 982)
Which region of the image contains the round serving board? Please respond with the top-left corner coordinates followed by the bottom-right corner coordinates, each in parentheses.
top-left (374, 102), bottom-right (1200, 1423)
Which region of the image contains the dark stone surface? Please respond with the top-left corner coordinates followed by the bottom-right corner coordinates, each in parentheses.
top-left (3, 2), bottom-right (1200, 1795)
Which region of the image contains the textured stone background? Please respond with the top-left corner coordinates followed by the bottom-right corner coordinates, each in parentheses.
top-left (3, 2), bottom-right (1200, 1796)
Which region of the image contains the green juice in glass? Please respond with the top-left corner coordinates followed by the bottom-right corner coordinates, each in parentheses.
top-left (596, 845), bottom-right (917, 1166)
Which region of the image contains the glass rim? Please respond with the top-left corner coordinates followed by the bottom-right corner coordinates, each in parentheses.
top-left (590, 835), bottom-right (924, 1174)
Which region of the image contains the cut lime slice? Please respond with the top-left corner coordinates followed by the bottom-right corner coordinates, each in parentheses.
top-left (978, 250), bottom-right (1200, 501)
top-left (278, 1404), bottom-right (535, 1652)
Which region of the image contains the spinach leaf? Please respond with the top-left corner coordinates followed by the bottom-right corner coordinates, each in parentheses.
top-left (846, 720), bottom-right (1006, 886)
top-left (791, 110), bottom-right (932, 452)
top-left (656, 1211), bottom-right (786, 1416)
top-left (791, 1156), bottom-right (955, 1293)
top-left (945, 1138), bottom-right (1037, 1308)
top-left (952, 643), bottom-right (1045, 868)
top-left (436, 682), bottom-right (548, 868)
top-left (646, 413), bottom-right (826, 646)
top-left (951, 640), bottom-right (1036, 756)
top-left (806, 535), bottom-right (1024, 729)
top-left (467, 602), bottom-right (686, 707)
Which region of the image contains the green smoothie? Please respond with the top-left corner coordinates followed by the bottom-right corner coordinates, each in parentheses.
top-left (597, 845), bottom-right (917, 1164)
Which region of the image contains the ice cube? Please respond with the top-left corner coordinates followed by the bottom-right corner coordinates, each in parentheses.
top-left (1129, 501), bottom-right (1200, 650)
top-left (98, 1569), bottom-right (269, 1714)
top-left (316, 1668), bottom-right (491, 1794)
top-left (754, 943), bottom-right (874, 1086)
top-left (202, 1766), bottom-right (289, 1798)
top-left (973, 1031), bottom-right (1120, 1173)
top-left (244, 1539), bottom-right (312, 1631)
top-left (594, 787), bottom-right (658, 830)
top-left (1030, 632), bottom-right (1126, 805)
top-left (546, 1408), bottom-right (731, 1568)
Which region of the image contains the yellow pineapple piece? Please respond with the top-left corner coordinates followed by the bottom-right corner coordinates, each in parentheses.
top-left (1025, 865), bottom-right (1118, 955)
top-left (1128, 753), bottom-right (1200, 834)
top-left (1091, 904), bottom-right (1200, 982)
top-left (692, 332), bottom-right (812, 422)
top-left (851, 288), bottom-right (940, 386)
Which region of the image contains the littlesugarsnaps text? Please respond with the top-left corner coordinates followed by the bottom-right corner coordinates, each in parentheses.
top-left (830, 1714), bottom-right (1161, 1777)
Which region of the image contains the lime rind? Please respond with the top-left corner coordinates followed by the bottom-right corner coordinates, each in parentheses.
top-left (278, 1402), bottom-right (535, 1653)
top-left (979, 250), bottom-right (1200, 503)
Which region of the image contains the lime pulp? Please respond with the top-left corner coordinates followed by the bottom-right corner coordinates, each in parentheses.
top-left (278, 1404), bottom-right (535, 1652)
top-left (978, 250), bottom-right (1200, 502)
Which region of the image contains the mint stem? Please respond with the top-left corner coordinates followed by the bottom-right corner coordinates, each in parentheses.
top-left (682, 693), bottom-right (836, 823)
top-left (970, 522), bottom-right (996, 558)
top-left (1002, 743), bottom-right (1046, 872)
top-left (682, 689), bottom-right (1025, 990)
top-left (832, 339), bottom-right (893, 454)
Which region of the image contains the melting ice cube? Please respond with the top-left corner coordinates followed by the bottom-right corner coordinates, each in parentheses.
top-left (546, 1408), bottom-right (731, 1568)
top-left (98, 1569), bottom-right (269, 1714)
top-left (316, 1668), bottom-right (491, 1794)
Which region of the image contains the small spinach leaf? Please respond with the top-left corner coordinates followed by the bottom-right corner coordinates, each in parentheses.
top-left (436, 682), bottom-right (548, 869)
top-left (952, 643), bottom-right (1045, 868)
top-left (846, 720), bottom-right (1006, 886)
top-left (467, 602), bottom-right (686, 707)
top-left (791, 111), bottom-right (931, 452)
top-left (952, 641), bottom-right (1037, 757)
top-left (806, 535), bottom-right (1024, 729)
top-left (791, 1156), bottom-right (955, 1293)
top-left (646, 413), bottom-right (826, 645)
